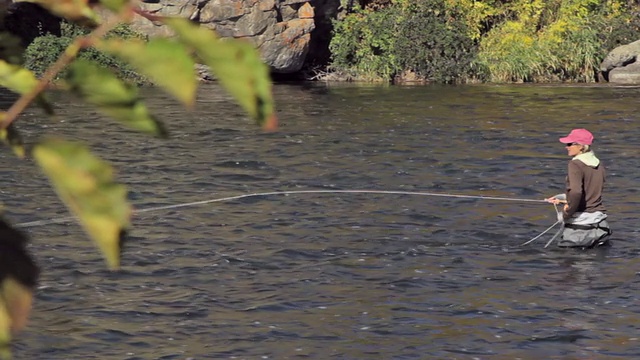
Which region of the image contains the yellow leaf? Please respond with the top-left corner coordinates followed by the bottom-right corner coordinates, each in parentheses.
top-left (84, 216), bottom-right (123, 269)
top-left (0, 60), bottom-right (38, 95)
top-left (33, 139), bottom-right (132, 270)
top-left (0, 299), bottom-right (10, 349)
top-left (0, 278), bottom-right (33, 334)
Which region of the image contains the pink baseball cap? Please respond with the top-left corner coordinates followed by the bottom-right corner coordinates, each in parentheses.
top-left (559, 128), bottom-right (593, 145)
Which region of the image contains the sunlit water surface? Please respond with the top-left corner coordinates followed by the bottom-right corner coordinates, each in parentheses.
top-left (2, 83), bottom-right (640, 359)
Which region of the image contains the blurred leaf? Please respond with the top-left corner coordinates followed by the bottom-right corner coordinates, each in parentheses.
top-left (0, 300), bottom-right (10, 360)
top-left (1, 278), bottom-right (33, 333)
top-left (32, 139), bottom-right (132, 270)
top-left (163, 17), bottom-right (278, 130)
top-left (0, 32), bottom-right (25, 65)
top-left (19, 0), bottom-right (100, 26)
top-left (96, 38), bottom-right (197, 107)
top-left (0, 278), bottom-right (32, 359)
top-left (0, 60), bottom-right (38, 94)
top-left (0, 115), bottom-right (25, 158)
top-left (0, 217), bottom-right (39, 358)
top-left (36, 95), bottom-right (55, 116)
top-left (0, 61), bottom-right (54, 123)
top-left (99, 0), bottom-right (129, 13)
top-left (66, 60), bottom-right (167, 137)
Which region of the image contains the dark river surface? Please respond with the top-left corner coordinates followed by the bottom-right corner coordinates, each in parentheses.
top-left (2, 83), bottom-right (640, 359)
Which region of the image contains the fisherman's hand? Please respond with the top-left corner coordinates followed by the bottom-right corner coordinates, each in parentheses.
top-left (545, 197), bottom-right (563, 205)
top-left (545, 193), bottom-right (567, 205)
top-left (546, 197), bottom-right (561, 205)
top-left (556, 205), bottom-right (570, 222)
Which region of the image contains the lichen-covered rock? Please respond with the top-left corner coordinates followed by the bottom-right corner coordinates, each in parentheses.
top-left (608, 62), bottom-right (640, 85)
top-left (132, 0), bottom-right (339, 74)
top-left (600, 39), bottom-right (640, 84)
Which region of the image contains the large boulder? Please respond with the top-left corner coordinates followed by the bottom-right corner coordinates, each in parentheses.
top-left (608, 61), bottom-right (640, 85)
top-left (600, 39), bottom-right (640, 84)
top-left (132, 0), bottom-right (338, 74)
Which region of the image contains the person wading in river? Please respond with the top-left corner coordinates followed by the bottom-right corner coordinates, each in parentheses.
top-left (545, 128), bottom-right (612, 248)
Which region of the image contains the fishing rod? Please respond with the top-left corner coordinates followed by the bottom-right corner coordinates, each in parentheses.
top-left (14, 189), bottom-right (561, 246)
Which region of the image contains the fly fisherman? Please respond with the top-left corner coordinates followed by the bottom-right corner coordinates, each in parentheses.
top-left (545, 128), bottom-right (612, 248)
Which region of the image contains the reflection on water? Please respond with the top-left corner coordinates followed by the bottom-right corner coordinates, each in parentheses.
top-left (2, 83), bottom-right (640, 359)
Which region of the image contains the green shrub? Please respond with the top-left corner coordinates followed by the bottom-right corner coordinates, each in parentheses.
top-left (329, 0), bottom-right (478, 83)
top-left (394, 2), bottom-right (479, 83)
top-left (547, 19), bottom-right (602, 82)
top-left (24, 35), bottom-right (71, 79)
top-left (476, 20), bottom-right (549, 82)
top-left (475, 0), bottom-right (638, 83)
top-left (596, 7), bottom-right (640, 56)
top-left (24, 21), bottom-right (148, 84)
top-left (329, 7), bottom-right (401, 82)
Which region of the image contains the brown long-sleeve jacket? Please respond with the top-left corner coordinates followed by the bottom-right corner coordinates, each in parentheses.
top-left (564, 159), bottom-right (606, 220)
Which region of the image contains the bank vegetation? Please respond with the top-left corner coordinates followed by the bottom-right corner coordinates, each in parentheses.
top-left (327, 0), bottom-right (640, 83)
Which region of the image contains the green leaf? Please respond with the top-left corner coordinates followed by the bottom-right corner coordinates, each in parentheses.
top-left (66, 59), bottom-right (167, 137)
top-left (95, 38), bottom-right (197, 107)
top-left (32, 139), bottom-right (132, 270)
top-left (99, 0), bottom-right (129, 12)
top-left (0, 117), bottom-right (25, 159)
top-left (0, 61), bottom-right (56, 117)
top-left (0, 32), bottom-right (26, 66)
top-left (0, 60), bottom-right (38, 95)
top-left (0, 278), bottom-right (34, 359)
top-left (1, 278), bottom-right (33, 334)
top-left (0, 299), bottom-right (11, 360)
top-left (20, 0), bottom-right (100, 26)
top-left (163, 17), bottom-right (278, 130)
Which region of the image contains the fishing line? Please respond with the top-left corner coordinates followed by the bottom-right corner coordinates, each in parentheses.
top-left (520, 219), bottom-right (561, 246)
top-left (521, 203), bottom-right (565, 247)
top-left (16, 189), bottom-right (548, 229)
top-left (544, 226), bottom-right (565, 248)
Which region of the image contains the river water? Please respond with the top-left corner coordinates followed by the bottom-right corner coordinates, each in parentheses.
top-left (3, 83), bottom-right (640, 359)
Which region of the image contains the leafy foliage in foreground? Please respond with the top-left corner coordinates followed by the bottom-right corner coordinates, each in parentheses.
top-left (0, 0), bottom-right (278, 357)
top-left (0, 220), bottom-right (39, 359)
top-left (25, 21), bottom-right (147, 83)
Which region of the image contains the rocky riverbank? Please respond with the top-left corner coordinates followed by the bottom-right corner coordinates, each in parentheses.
top-left (2, 0), bottom-right (640, 84)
